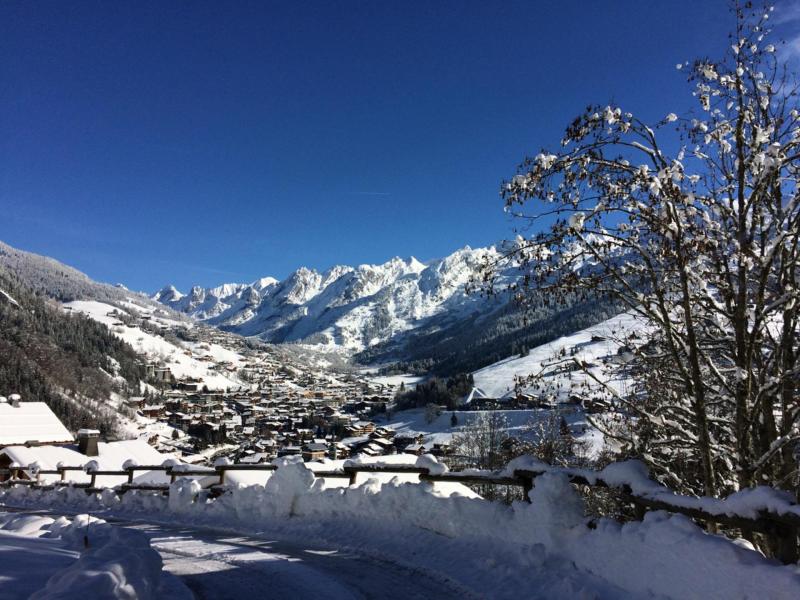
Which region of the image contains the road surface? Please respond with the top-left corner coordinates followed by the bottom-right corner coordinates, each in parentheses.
top-left (0, 508), bottom-right (472, 599)
top-left (126, 520), bottom-right (472, 600)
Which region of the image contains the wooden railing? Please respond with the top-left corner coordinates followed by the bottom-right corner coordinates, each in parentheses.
top-left (1, 462), bottom-right (798, 563)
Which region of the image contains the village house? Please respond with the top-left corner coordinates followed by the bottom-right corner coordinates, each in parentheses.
top-left (301, 442), bottom-right (328, 462)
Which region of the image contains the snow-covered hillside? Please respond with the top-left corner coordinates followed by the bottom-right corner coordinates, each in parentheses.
top-left (373, 315), bottom-right (648, 458)
top-left (154, 245), bottom-right (517, 352)
top-left (473, 312), bottom-right (648, 401)
top-left (383, 406), bottom-right (604, 456)
top-left (0, 240), bottom-right (184, 318)
top-left (64, 300), bottom-right (245, 391)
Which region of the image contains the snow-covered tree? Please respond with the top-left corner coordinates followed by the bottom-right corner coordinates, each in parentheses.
top-left (480, 3), bottom-right (800, 506)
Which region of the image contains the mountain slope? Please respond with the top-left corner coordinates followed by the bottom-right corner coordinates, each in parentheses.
top-left (155, 247), bottom-right (513, 352)
top-left (0, 267), bottom-right (144, 437)
top-left (0, 240), bottom-right (185, 320)
top-left (156, 244), bottom-right (620, 374)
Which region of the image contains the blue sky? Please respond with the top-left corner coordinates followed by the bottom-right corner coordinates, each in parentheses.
top-left (1, 0), bottom-right (797, 292)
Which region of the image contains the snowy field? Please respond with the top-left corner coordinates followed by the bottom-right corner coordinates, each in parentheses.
top-left (377, 313), bottom-right (649, 456)
top-left (368, 373), bottom-right (425, 388)
top-left (2, 456), bottom-right (798, 599)
top-left (365, 311), bottom-right (651, 457)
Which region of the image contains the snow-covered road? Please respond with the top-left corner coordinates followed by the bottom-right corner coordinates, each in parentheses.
top-left (0, 508), bottom-right (468, 599)
top-left (124, 520), bottom-right (469, 600)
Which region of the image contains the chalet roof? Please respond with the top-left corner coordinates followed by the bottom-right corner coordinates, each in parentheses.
top-left (370, 437), bottom-right (393, 446)
top-left (0, 439), bottom-right (173, 486)
top-left (303, 443), bottom-right (328, 452)
top-left (460, 387), bottom-right (490, 406)
top-left (0, 402), bottom-right (73, 446)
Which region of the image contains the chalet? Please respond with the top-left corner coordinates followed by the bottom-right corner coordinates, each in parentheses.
top-left (404, 443), bottom-right (425, 456)
top-left (153, 366), bottom-right (174, 384)
top-left (277, 445), bottom-right (301, 457)
top-left (394, 434), bottom-right (424, 452)
top-left (583, 397), bottom-right (612, 414)
top-left (430, 441), bottom-right (452, 457)
top-left (459, 387), bottom-right (495, 409)
top-left (301, 443), bottom-right (328, 462)
top-left (126, 397), bottom-right (147, 410)
top-left (345, 421), bottom-right (376, 437)
top-left (329, 442), bottom-right (349, 459)
top-left (141, 404), bottom-right (165, 418)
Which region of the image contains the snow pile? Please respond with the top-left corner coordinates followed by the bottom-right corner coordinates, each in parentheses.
top-left (3, 459), bottom-right (799, 599)
top-left (168, 478), bottom-right (202, 513)
top-left (0, 512), bottom-right (179, 600)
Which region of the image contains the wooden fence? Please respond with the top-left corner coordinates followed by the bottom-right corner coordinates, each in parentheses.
top-left (1, 461), bottom-right (798, 563)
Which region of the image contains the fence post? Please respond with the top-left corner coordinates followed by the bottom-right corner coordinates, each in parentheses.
top-left (519, 472), bottom-right (534, 503)
top-left (346, 467), bottom-right (358, 486)
top-left (59, 467), bottom-right (66, 482)
top-left (126, 468), bottom-right (134, 485)
top-left (217, 467), bottom-right (226, 486)
top-left (773, 521), bottom-right (799, 565)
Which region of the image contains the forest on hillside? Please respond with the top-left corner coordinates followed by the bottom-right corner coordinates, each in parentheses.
top-left (0, 267), bottom-right (143, 436)
top-left (359, 293), bottom-right (620, 376)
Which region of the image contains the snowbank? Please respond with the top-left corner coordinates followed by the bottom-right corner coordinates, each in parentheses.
top-left (0, 511), bottom-right (186, 599)
top-left (2, 461), bottom-right (798, 599)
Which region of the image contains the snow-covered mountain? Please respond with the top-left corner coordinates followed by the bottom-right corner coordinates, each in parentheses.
top-left (154, 246), bottom-right (512, 352)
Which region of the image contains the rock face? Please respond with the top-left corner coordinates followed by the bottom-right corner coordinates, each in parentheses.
top-left (154, 245), bottom-right (516, 352)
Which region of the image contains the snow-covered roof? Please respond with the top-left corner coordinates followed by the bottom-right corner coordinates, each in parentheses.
top-left (0, 403), bottom-right (73, 446)
top-left (459, 387), bottom-right (489, 406)
top-left (1, 439), bottom-right (175, 486)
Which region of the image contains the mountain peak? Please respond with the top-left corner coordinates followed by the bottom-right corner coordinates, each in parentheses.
top-left (153, 242), bottom-right (510, 351)
top-left (153, 284), bottom-right (184, 302)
